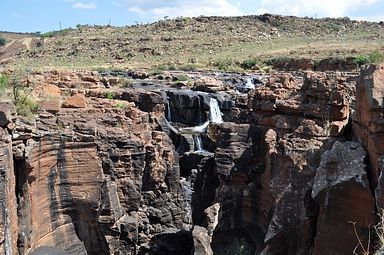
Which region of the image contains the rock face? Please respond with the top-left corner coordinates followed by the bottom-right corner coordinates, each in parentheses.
top-left (0, 129), bottom-right (18, 255)
top-left (354, 64), bottom-right (384, 210)
top-left (0, 67), bottom-right (383, 255)
top-left (312, 141), bottom-right (375, 255)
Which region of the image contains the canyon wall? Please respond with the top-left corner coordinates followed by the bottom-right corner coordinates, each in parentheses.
top-left (0, 66), bottom-right (383, 254)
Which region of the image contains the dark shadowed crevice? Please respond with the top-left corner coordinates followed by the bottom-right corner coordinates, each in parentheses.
top-left (138, 230), bottom-right (193, 255)
top-left (343, 118), bottom-right (354, 142)
top-left (14, 156), bottom-right (32, 254)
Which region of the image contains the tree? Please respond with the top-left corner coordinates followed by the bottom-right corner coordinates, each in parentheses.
top-left (0, 37), bottom-right (6, 46)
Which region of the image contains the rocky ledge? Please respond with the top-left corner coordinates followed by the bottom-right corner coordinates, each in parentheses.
top-left (0, 66), bottom-right (382, 255)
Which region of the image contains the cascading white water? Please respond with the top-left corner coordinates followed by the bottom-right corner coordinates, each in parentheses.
top-left (166, 101), bottom-right (172, 122)
top-left (209, 98), bottom-right (223, 124)
top-left (167, 97), bottom-right (223, 139)
top-left (179, 121), bottom-right (209, 134)
top-left (244, 78), bottom-right (255, 90)
top-left (194, 135), bottom-right (203, 151)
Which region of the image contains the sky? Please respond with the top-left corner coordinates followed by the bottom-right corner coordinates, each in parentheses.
top-left (1, 0), bottom-right (384, 32)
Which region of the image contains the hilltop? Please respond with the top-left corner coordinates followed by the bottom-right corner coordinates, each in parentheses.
top-left (0, 14), bottom-right (383, 71)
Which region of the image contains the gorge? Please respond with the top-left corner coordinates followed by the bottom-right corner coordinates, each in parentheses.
top-left (0, 65), bottom-right (383, 255)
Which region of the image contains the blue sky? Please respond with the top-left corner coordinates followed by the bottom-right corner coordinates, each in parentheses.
top-left (1, 0), bottom-right (384, 32)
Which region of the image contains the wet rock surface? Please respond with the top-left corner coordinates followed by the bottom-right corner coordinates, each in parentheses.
top-left (0, 67), bottom-right (383, 254)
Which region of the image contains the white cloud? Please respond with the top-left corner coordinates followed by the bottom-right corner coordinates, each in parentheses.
top-left (73, 2), bottom-right (96, 9)
top-left (255, 0), bottom-right (378, 18)
top-left (355, 14), bottom-right (384, 21)
top-left (120, 0), bottom-right (243, 20)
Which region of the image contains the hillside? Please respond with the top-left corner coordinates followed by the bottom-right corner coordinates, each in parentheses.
top-left (0, 14), bottom-right (383, 71)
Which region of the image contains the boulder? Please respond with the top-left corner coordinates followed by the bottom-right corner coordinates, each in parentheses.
top-left (0, 102), bottom-right (15, 127)
top-left (39, 100), bottom-right (60, 113)
top-left (40, 84), bottom-right (61, 98)
top-left (62, 93), bottom-right (87, 108)
top-left (193, 226), bottom-right (213, 255)
top-left (193, 77), bottom-right (225, 93)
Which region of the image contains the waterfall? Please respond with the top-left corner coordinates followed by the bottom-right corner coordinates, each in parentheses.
top-left (166, 101), bottom-right (172, 122)
top-left (167, 97), bottom-right (223, 135)
top-left (209, 98), bottom-right (223, 124)
top-left (245, 78), bottom-right (255, 90)
top-left (179, 121), bottom-right (209, 134)
top-left (194, 135), bottom-right (203, 151)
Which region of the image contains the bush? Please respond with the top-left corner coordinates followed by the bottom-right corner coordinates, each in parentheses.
top-left (15, 97), bottom-right (38, 118)
top-left (0, 75), bottom-right (8, 91)
top-left (176, 74), bottom-right (189, 81)
top-left (149, 64), bottom-right (168, 75)
top-left (177, 64), bottom-right (198, 72)
top-left (105, 91), bottom-right (115, 99)
top-left (368, 51), bottom-right (384, 63)
top-left (41, 31), bottom-right (55, 38)
top-left (265, 56), bottom-right (291, 66)
top-left (354, 51), bottom-right (384, 66)
top-left (10, 72), bottom-right (38, 118)
top-left (354, 55), bottom-right (370, 66)
top-left (0, 37), bottom-right (6, 46)
top-left (115, 102), bottom-right (127, 108)
top-left (119, 79), bottom-right (134, 88)
top-left (240, 59), bottom-right (260, 69)
top-left (214, 58), bottom-right (234, 71)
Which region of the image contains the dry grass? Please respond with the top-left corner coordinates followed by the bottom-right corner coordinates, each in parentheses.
top-left (1, 15), bottom-right (384, 70)
top-left (350, 209), bottom-right (384, 255)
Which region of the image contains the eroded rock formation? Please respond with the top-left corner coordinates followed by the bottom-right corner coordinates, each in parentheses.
top-left (0, 66), bottom-right (382, 254)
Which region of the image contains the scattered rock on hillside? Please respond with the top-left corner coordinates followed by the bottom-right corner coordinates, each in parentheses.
top-left (62, 93), bottom-right (87, 108)
top-left (192, 77), bottom-right (225, 93)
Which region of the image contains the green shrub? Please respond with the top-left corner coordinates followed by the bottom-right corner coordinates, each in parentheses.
top-left (265, 56), bottom-right (291, 66)
top-left (0, 75), bottom-right (8, 91)
top-left (178, 64), bottom-right (198, 72)
top-left (10, 72), bottom-right (38, 118)
top-left (105, 91), bottom-right (115, 99)
top-left (41, 31), bottom-right (55, 38)
top-left (76, 24), bottom-right (83, 33)
top-left (354, 51), bottom-right (384, 66)
top-left (354, 55), bottom-right (370, 65)
top-left (176, 74), bottom-right (189, 81)
top-left (240, 59), bottom-right (260, 69)
top-left (150, 64), bottom-right (168, 75)
top-left (214, 58), bottom-right (234, 71)
top-left (367, 51), bottom-right (384, 63)
top-left (119, 79), bottom-right (134, 88)
top-left (15, 97), bottom-right (38, 118)
top-left (115, 102), bottom-right (127, 108)
top-left (0, 38), bottom-right (6, 46)
top-left (94, 67), bottom-right (109, 73)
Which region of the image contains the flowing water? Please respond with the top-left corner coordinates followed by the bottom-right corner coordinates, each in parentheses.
top-left (166, 101), bottom-right (172, 122)
top-left (179, 121), bottom-right (209, 134)
top-left (210, 98), bottom-right (223, 124)
top-left (167, 97), bottom-right (223, 145)
top-left (244, 78), bottom-right (255, 90)
top-left (194, 135), bottom-right (204, 152)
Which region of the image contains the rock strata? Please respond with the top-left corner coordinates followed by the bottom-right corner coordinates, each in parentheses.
top-left (0, 67), bottom-right (383, 255)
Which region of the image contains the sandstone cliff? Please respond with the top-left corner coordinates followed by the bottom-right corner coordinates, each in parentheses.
top-left (0, 66), bottom-right (383, 254)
